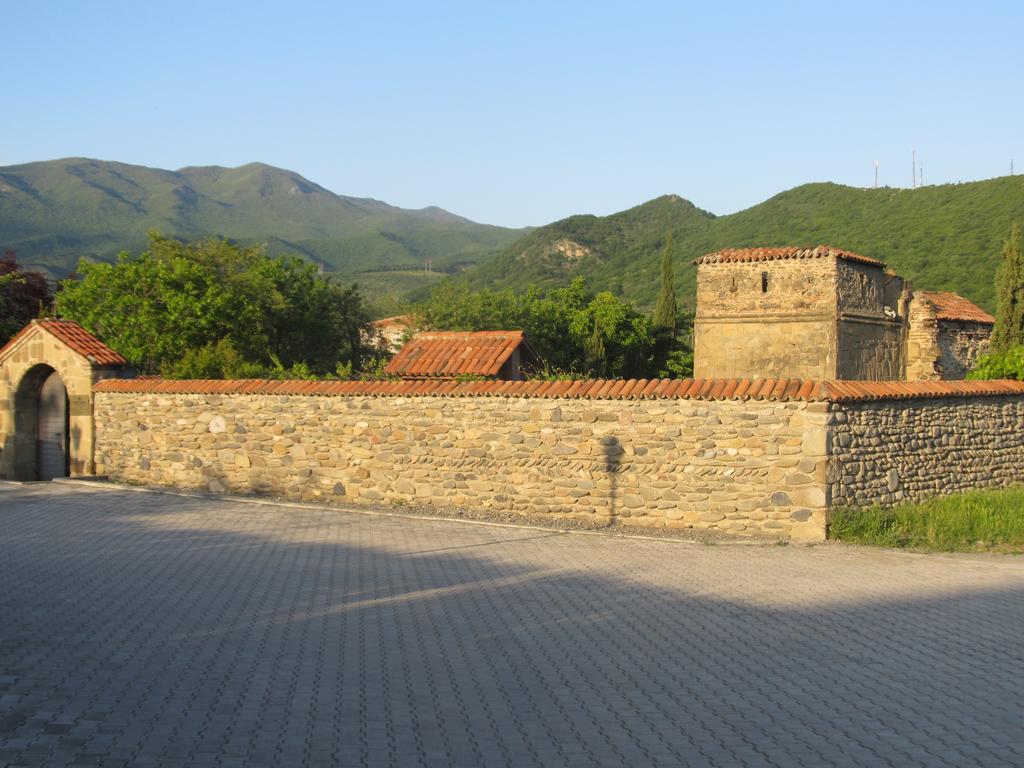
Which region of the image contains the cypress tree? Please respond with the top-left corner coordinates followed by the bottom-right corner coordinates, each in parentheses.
top-left (991, 223), bottom-right (1024, 353)
top-left (584, 323), bottom-right (606, 377)
top-left (652, 234), bottom-right (677, 333)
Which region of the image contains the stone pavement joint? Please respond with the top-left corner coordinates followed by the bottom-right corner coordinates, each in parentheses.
top-left (2, 482), bottom-right (1023, 767)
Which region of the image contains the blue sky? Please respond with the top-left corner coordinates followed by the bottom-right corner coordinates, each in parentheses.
top-left (3, 1), bottom-right (1022, 227)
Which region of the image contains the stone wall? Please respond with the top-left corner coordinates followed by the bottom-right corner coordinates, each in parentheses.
top-left (836, 318), bottom-right (904, 380)
top-left (94, 391), bottom-right (831, 540)
top-left (936, 322), bottom-right (991, 380)
top-left (830, 396), bottom-right (1024, 506)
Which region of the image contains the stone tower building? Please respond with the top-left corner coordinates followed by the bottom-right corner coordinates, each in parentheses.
top-left (692, 245), bottom-right (994, 381)
top-left (693, 246), bottom-right (909, 380)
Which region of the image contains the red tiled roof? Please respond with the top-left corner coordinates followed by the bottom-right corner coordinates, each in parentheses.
top-left (0, 319), bottom-right (126, 365)
top-left (916, 291), bottom-right (995, 324)
top-left (695, 245), bottom-right (885, 268)
top-left (92, 377), bottom-right (1024, 403)
top-left (385, 330), bottom-right (533, 378)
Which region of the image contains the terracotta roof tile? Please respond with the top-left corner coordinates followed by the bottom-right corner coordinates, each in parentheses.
top-left (384, 330), bottom-right (536, 378)
top-left (0, 319), bottom-right (126, 365)
top-left (694, 245), bottom-right (885, 268)
top-left (93, 377), bottom-right (1024, 403)
top-left (917, 291), bottom-right (995, 324)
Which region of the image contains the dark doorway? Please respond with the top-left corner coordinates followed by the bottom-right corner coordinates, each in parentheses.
top-left (11, 364), bottom-right (70, 481)
top-left (37, 370), bottom-right (69, 480)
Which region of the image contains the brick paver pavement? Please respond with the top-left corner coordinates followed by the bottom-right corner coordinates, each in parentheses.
top-left (1, 482), bottom-right (1023, 767)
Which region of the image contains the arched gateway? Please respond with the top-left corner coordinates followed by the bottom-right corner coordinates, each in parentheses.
top-left (0, 320), bottom-right (125, 481)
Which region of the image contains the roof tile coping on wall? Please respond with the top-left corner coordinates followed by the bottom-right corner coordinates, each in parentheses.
top-left (693, 245), bottom-right (885, 268)
top-left (916, 291), bottom-right (996, 324)
top-left (0, 319), bottom-right (127, 366)
top-left (92, 377), bottom-right (1024, 403)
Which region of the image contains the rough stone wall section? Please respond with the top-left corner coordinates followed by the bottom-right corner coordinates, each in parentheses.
top-left (94, 393), bottom-right (831, 540)
top-left (936, 322), bottom-right (991, 380)
top-left (830, 397), bottom-right (1024, 506)
top-left (905, 296), bottom-right (942, 381)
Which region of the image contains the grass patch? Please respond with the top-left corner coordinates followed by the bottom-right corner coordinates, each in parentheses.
top-left (829, 487), bottom-right (1024, 553)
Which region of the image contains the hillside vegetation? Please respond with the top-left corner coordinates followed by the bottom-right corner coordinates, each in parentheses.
top-left (463, 178), bottom-right (1024, 311)
top-left (0, 158), bottom-right (523, 283)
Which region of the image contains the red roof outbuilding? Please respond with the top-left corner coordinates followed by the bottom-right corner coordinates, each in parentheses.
top-left (385, 330), bottom-right (539, 379)
top-left (916, 291), bottom-right (995, 325)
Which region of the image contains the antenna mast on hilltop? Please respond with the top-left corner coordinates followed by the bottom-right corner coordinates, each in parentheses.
top-left (874, 160), bottom-right (879, 188)
top-left (919, 161), bottom-right (924, 187)
top-left (911, 149), bottom-right (917, 188)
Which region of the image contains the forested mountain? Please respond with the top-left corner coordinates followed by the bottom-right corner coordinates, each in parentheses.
top-left (463, 178), bottom-right (1024, 311)
top-left (0, 158), bottom-right (524, 284)
top-left (4, 158), bottom-right (1022, 313)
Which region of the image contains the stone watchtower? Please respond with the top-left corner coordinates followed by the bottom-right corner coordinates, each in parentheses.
top-left (693, 246), bottom-right (909, 381)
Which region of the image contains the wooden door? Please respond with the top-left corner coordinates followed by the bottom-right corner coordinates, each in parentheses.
top-left (37, 371), bottom-right (69, 480)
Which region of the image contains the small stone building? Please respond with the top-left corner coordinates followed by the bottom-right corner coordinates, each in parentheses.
top-left (693, 245), bottom-right (993, 382)
top-left (0, 319), bottom-right (126, 480)
top-left (905, 291), bottom-right (995, 380)
top-left (385, 330), bottom-right (540, 380)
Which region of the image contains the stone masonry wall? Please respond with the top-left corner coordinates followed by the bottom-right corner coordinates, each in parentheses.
top-left (905, 297), bottom-right (942, 381)
top-left (830, 397), bottom-right (1024, 506)
top-left (94, 392), bottom-right (831, 540)
top-left (936, 322), bottom-right (990, 380)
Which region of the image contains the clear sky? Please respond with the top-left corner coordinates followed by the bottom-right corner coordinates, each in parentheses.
top-left (3, 0), bottom-right (1022, 228)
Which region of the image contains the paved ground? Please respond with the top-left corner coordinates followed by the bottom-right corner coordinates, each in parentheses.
top-left (2, 484), bottom-right (1024, 768)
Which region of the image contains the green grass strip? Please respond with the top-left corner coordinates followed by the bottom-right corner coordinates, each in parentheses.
top-left (829, 487), bottom-right (1024, 553)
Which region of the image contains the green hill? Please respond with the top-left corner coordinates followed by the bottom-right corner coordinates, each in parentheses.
top-left (463, 178), bottom-right (1024, 312)
top-left (0, 158), bottom-right (524, 289)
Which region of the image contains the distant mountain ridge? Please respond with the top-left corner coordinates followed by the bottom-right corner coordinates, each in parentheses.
top-left (463, 178), bottom-right (1024, 311)
top-left (0, 158), bottom-right (523, 279)
top-left (4, 158), bottom-right (1023, 315)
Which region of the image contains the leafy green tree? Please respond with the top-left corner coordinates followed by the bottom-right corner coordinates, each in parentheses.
top-left (967, 346), bottom-right (1024, 380)
top-left (418, 277), bottom-right (655, 378)
top-left (991, 223), bottom-right (1024, 352)
top-left (0, 250), bottom-right (53, 344)
top-left (57, 233), bottom-right (370, 377)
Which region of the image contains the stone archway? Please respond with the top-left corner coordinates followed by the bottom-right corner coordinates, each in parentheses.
top-left (10, 364), bottom-right (70, 480)
top-left (0, 320), bottom-right (126, 480)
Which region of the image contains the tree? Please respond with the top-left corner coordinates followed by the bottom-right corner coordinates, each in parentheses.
top-left (584, 323), bottom-right (606, 377)
top-left (57, 233), bottom-right (371, 377)
top-left (0, 251), bottom-right (53, 344)
top-left (991, 223), bottom-right (1024, 353)
top-left (652, 234), bottom-right (676, 334)
top-left (647, 234), bottom-right (694, 377)
top-left (418, 277), bottom-right (655, 378)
